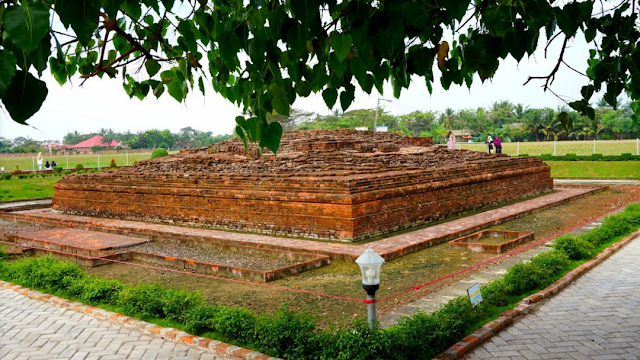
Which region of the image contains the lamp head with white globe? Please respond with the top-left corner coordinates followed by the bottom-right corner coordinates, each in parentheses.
top-left (356, 249), bottom-right (385, 295)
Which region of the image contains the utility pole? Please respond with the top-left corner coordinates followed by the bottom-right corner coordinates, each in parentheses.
top-left (373, 98), bottom-right (391, 131)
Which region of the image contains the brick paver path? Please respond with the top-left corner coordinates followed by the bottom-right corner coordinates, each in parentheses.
top-left (464, 237), bottom-right (640, 360)
top-left (0, 289), bottom-right (229, 360)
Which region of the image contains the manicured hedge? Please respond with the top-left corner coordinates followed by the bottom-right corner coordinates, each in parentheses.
top-left (536, 153), bottom-right (639, 161)
top-left (1, 204), bottom-right (640, 359)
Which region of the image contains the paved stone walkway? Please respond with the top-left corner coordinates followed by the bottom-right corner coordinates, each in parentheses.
top-left (463, 236), bottom-right (640, 360)
top-left (0, 289), bottom-right (231, 360)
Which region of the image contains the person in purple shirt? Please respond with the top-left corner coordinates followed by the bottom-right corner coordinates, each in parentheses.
top-left (494, 136), bottom-right (502, 154)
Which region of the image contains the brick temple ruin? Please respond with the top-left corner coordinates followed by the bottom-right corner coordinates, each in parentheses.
top-left (53, 130), bottom-right (553, 241)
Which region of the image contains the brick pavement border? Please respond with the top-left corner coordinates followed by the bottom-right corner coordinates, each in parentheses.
top-left (432, 229), bottom-right (640, 360)
top-left (0, 280), bottom-right (281, 360)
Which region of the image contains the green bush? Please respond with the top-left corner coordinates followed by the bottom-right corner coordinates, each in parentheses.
top-left (504, 250), bottom-right (568, 294)
top-left (553, 235), bottom-right (594, 260)
top-left (518, 153), bottom-right (529, 157)
top-left (0, 246), bottom-right (7, 261)
top-left (75, 163), bottom-right (84, 171)
top-left (151, 148), bottom-right (169, 159)
top-left (62, 170), bottom-right (72, 175)
top-left (52, 166), bottom-right (63, 173)
top-left (2, 174), bottom-right (11, 180)
top-left (17, 174), bottom-right (27, 179)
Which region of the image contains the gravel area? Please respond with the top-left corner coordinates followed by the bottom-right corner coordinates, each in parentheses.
top-left (126, 242), bottom-right (300, 271)
top-left (0, 219), bottom-right (54, 234)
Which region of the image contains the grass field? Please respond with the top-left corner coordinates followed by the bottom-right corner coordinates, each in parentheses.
top-left (457, 139), bottom-right (639, 156)
top-left (548, 161), bottom-right (640, 179)
top-left (0, 152), bottom-right (159, 172)
top-left (0, 177), bottom-right (59, 202)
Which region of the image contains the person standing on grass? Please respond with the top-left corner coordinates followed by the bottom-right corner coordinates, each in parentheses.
top-left (494, 136), bottom-right (502, 154)
top-left (485, 135), bottom-right (493, 154)
top-left (448, 135), bottom-right (455, 150)
top-left (37, 152), bottom-right (43, 170)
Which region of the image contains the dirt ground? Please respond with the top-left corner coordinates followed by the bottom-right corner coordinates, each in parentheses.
top-left (77, 186), bottom-right (640, 328)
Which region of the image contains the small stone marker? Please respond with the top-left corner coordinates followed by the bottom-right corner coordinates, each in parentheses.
top-left (467, 283), bottom-right (482, 307)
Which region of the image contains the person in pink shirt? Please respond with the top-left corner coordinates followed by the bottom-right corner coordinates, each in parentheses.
top-left (494, 136), bottom-right (502, 154)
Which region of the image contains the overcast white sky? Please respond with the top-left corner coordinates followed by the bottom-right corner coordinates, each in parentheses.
top-left (0, 32), bottom-right (594, 143)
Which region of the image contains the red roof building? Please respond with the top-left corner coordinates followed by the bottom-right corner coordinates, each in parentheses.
top-left (70, 135), bottom-right (119, 149)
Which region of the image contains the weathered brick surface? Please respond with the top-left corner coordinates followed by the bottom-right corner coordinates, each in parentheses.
top-left (53, 130), bottom-right (552, 241)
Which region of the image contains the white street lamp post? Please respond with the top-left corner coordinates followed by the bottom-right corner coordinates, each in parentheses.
top-left (355, 249), bottom-right (385, 330)
top-left (373, 98), bottom-right (391, 131)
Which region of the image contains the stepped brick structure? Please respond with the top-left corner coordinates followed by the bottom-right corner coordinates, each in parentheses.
top-left (53, 130), bottom-right (552, 241)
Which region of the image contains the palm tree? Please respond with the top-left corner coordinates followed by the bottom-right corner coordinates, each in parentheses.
top-left (523, 109), bottom-right (544, 141)
top-left (439, 108), bottom-right (456, 129)
top-left (538, 108), bottom-right (561, 140)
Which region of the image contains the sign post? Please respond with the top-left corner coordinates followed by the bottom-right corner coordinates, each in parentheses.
top-left (467, 283), bottom-right (483, 308)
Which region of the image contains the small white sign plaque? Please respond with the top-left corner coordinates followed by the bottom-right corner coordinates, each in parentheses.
top-left (467, 283), bottom-right (483, 307)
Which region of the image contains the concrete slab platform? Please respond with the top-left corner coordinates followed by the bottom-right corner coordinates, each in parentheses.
top-left (14, 228), bottom-right (148, 251)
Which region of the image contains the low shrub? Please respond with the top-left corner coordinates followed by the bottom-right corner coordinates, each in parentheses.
top-left (17, 174), bottom-right (27, 179)
top-left (504, 250), bottom-right (568, 294)
top-left (151, 148), bottom-right (169, 159)
top-left (553, 235), bottom-right (594, 260)
top-left (75, 163), bottom-right (84, 171)
top-left (0, 246), bottom-right (6, 261)
top-left (62, 170), bottom-right (72, 175)
top-left (52, 166), bottom-right (63, 173)
top-left (2, 174), bottom-right (11, 180)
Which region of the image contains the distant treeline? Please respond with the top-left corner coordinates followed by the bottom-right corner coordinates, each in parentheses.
top-left (272, 99), bottom-right (640, 143)
top-left (0, 127), bottom-right (233, 154)
top-left (3, 99), bottom-right (639, 154)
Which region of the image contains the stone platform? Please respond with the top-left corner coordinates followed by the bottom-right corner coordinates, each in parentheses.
top-left (53, 130), bottom-right (553, 242)
top-left (13, 228), bottom-right (147, 250)
top-left (3, 187), bottom-right (603, 262)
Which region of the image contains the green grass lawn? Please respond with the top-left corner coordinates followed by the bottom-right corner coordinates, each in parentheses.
top-left (0, 152), bottom-right (162, 172)
top-left (0, 177), bottom-right (60, 202)
top-left (547, 161), bottom-right (640, 179)
top-left (457, 139), bottom-right (639, 156)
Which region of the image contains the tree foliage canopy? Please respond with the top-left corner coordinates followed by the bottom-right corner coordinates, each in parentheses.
top-left (1, 0), bottom-right (640, 153)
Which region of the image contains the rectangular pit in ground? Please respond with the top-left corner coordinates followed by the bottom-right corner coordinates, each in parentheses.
top-left (448, 230), bottom-right (534, 254)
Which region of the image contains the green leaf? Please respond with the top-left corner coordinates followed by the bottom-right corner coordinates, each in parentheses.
top-left (332, 33), bottom-right (353, 62)
top-left (217, 31), bottom-right (241, 66)
top-left (161, 69), bottom-right (186, 102)
top-left (339, 84), bottom-right (355, 111)
top-left (3, 3), bottom-right (50, 54)
top-left (556, 3), bottom-right (580, 38)
top-left (101, 0), bottom-right (124, 18)
top-left (198, 77), bottom-right (205, 95)
top-left (584, 27), bottom-right (596, 42)
top-left (444, 0), bottom-right (470, 21)
top-left (286, 22), bottom-right (307, 55)
top-left (1, 70), bottom-right (48, 124)
top-left (330, 52), bottom-right (347, 78)
top-left (161, 0), bottom-right (175, 11)
top-left (504, 27), bottom-right (526, 62)
top-left (322, 88), bottom-right (338, 109)
top-left (121, 1), bottom-right (142, 20)
top-left (349, 56), bottom-right (367, 87)
top-left (263, 122), bottom-right (283, 155)
top-left (49, 57), bottom-right (68, 85)
top-left (235, 125), bottom-right (248, 149)
top-left (289, 0), bottom-right (318, 24)
top-left (271, 96), bottom-right (290, 116)
top-left (56, 0), bottom-right (101, 46)
top-left (557, 111), bottom-right (572, 132)
top-left (26, 33), bottom-right (51, 76)
top-left (145, 59), bottom-right (161, 77)
top-left (0, 50), bottom-right (17, 98)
